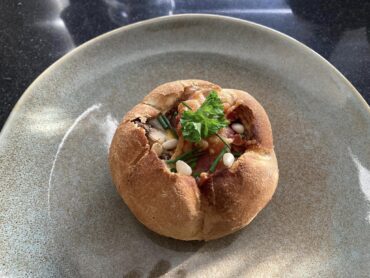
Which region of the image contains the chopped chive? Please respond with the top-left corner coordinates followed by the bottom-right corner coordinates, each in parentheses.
top-left (157, 114), bottom-right (168, 129)
top-left (215, 133), bottom-right (231, 150)
top-left (165, 149), bottom-right (198, 164)
top-left (192, 172), bottom-right (201, 178)
top-left (185, 157), bottom-right (200, 167)
top-left (165, 121), bottom-right (179, 139)
top-left (165, 149), bottom-right (205, 164)
top-left (181, 102), bottom-right (193, 110)
top-left (187, 151), bottom-right (206, 159)
top-left (189, 161), bottom-right (197, 169)
top-left (159, 114), bottom-right (178, 138)
top-left (162, 115), bottom-right (172, 128)
top-left (209, 146), bottom-right (228, 173)
top-left (186, 157), bottom-right (199, 163)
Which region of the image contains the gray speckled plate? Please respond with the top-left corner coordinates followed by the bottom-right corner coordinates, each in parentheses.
top-left (1, 14), bottom-right (370, 278)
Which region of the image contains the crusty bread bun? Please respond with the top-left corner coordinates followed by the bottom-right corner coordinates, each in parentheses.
top-left (109, 80), bottom-right (278, 241)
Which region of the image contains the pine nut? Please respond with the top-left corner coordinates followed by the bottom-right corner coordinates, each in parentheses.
top-left (176, 160), bottom-right (192, 175)
top-left (162, 139), bottom-right (178, 150)
top-left (223, 153), bottom-right (235, 167)
top-left (231, 123), bottom-right (245, 134)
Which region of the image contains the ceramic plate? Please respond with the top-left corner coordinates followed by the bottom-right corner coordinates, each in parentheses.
top-left (1, 14), bottom-right (369, 277)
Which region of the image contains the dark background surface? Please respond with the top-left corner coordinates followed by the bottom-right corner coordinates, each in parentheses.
top-left (1, 0), bottom-right (369, 130)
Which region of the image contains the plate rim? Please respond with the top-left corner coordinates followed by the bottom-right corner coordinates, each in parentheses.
top-left (1, 13), bottom-right (369, 137)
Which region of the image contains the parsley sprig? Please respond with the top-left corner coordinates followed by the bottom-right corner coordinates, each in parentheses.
top-left (180, 91), bottom-right (229, 143)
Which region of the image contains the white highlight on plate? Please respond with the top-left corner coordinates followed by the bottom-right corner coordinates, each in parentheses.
top-left (200, 8), bottom-right (292, 14)
top-left (47, 104), bottom-right (102, 217)
top-left (349, 148), bottom-right (370, 222)
top-left (100, 114), bottom-right (119, 149)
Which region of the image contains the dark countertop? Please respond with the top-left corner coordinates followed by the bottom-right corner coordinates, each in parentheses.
top-left (1, 0), bottom-right (369, 130)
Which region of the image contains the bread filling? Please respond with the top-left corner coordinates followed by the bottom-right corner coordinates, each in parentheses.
top-left (133, 89), bottom-right (257, 184)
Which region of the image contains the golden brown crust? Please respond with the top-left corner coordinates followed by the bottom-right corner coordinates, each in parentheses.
top-left (109, 80), bottom-right (279, 241)
top-left (142, 80), bottom-right (221, 112)
top-left (125, 151), bottom-right (203, 240)
top-left (201, 151), bottom-right (278, 240)
top-left (123, 103), bottom-right (160, 123)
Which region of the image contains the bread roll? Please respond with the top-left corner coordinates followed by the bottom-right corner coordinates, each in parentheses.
top-left (109, 80), bottom-right (278, 240)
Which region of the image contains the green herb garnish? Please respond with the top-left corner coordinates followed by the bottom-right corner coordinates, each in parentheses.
top-left (189, 161), bottom-right (197, 169)
top-left (158, 114), bottom-right (169, 129)
top-left (158, 113), bottom-right (178, 139)
top-left (162, 115), bottom-right (172, 129)
top-left (165, 149), bottom-right (204, 164)
top-left (209, 146), bottom-right (228, 173)
top-left (192, 172), bottom-right (201, 178)
top-left (180, 91), bottom-right (229, 143)
top-left (215, 133), bottom-right (231, 150)
top-left (181, 102), bottom-right (193, 110)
